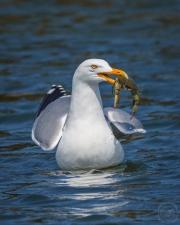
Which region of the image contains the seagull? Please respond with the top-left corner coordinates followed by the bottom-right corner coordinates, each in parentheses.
top-left (32, 59), bottom-right (146, 170)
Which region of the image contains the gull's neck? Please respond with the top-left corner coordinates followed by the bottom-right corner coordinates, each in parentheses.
top-left (66, 78), bottom-right (105, 126)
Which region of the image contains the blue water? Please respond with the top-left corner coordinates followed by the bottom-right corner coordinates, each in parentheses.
top-left (0, 0), bottom-right (180, 224)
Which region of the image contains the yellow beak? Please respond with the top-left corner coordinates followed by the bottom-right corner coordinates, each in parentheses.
top-left (98, 68), bottom-right (128, 85)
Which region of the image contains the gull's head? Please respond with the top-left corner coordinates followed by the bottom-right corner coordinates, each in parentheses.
top-left (74, 59), bottom-right (128, 85)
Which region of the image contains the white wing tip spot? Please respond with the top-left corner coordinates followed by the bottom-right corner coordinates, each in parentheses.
top-left (47, 88), bottom-right (56, 94)
top-left (135, 128), bottom-right (146, 133)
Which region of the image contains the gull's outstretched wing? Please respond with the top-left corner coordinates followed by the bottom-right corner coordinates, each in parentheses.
top-left (32, 85), bottom-right (71, 151)
top-left (104, 107), bottom-right (146, 137)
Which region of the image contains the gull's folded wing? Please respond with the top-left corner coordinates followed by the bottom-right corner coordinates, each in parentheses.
top-left (104, 107), bottom-right (146, 137)
top-left (32, 85), bottom-right (71, 151)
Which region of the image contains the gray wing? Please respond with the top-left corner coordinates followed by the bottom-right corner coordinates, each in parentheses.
top-left (32, 85), bottom-right (71, 151)
top-left (104, 107), bottom-right (146, 137)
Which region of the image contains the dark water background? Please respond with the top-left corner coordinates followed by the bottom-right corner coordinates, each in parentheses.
top-left (0, 0), bottom-right (180, 224)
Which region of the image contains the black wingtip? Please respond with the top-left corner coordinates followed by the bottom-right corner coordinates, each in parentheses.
top-left (34, 85), bottom-right (67, 119)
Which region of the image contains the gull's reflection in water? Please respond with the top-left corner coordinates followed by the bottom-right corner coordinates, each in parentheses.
top-left (50, 169), bottom-right (129, 216)
top-left (57, 170), bottom-right (118, 187)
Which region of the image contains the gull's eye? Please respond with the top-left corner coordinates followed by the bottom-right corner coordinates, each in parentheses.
top-left (91, 64), bottom-right (98, 69)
